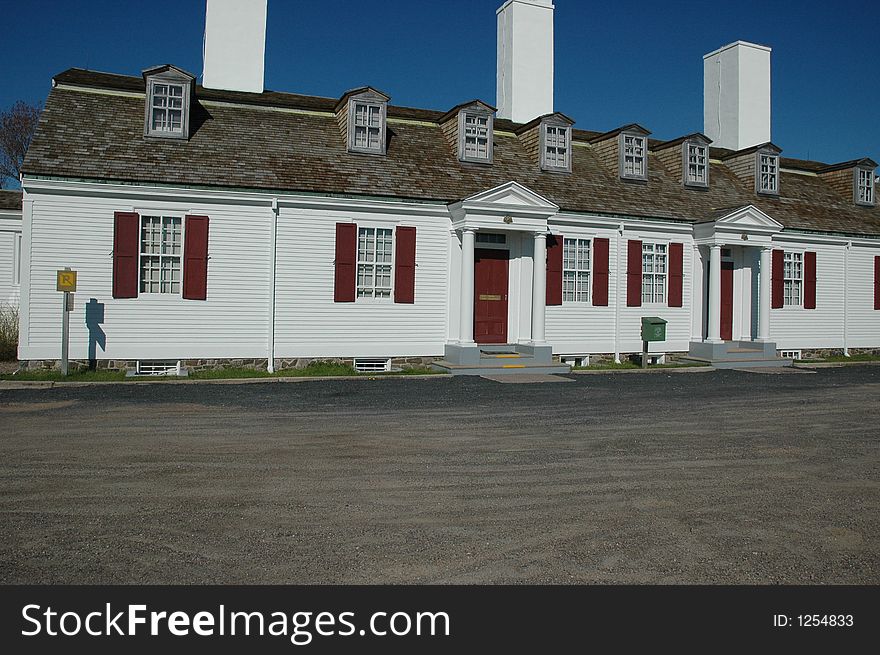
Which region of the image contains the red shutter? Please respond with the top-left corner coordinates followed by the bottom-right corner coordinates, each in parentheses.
top-left (668, 242), bottom-right (684, 307)
top-left (626, 240), bottom-right (642, 307)
top-left (803, 251), bottom-right (817, 309)
top-left (875, 256), bottom-right (880, 310)
top-left (334, 223), bottom-right (357, 302)
top-left (546, 234), bottom-right (563, 306)
top-left (183, 215), bottom-right (209, 300)
top-left (592, 237), bottom-right (610, 306)
top-left (112, 211), bottom-right (139, 299)
top-left (394, 226), bottom-right (416, 304)
top-left (771, 249), bottom-right (784, 309)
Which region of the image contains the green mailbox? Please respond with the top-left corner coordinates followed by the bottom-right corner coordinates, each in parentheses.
top-left (641, 316), bottom-right (667, 342)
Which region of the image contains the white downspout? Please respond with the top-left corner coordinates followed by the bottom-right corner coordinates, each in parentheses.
top-left (267, 197), bottom-right (279, 372)
top-left (843, 240), bottom-right (851, 357)
top-left (614, 222), bottom-right (624, 363)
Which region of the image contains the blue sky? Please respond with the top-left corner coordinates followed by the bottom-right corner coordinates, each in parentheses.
top-left (2, 0), bottom-right (877, 164)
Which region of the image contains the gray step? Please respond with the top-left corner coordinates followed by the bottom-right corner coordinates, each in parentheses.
top-left (479, 345), bottom-right (521, 354)
top-left (717, 349), bottom-right (773, 360)
top-left (431, 361), bottom-right (571, 376)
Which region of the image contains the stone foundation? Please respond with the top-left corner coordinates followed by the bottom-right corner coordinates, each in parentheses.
top-left (552, 352), bottom-right (688, 365)
top-left (797, 347), bottom-right (880, 360)
top-left (19, 356), bottom-right (439, 373)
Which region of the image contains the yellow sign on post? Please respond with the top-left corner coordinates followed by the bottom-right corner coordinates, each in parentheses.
top-left (56, 270), bottom-right (77, 292)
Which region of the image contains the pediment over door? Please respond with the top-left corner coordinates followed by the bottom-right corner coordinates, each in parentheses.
top-left (449, 181), bottom-right (559, 232)
top-left (695, 204), bottom-right (783, 246)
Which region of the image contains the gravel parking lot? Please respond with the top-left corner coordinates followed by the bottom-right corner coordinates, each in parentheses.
top-left (1, 366), bottom-right (878, 584)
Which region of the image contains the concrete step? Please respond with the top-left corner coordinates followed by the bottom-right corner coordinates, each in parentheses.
top-left (480, 353), bottom-right (533, 360)
top-left (431, 360), bottom-right (571, 376)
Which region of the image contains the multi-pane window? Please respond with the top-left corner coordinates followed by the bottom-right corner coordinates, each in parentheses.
top-left (622, 135), bottom-right (647, 179)
top-left (857, 168), bottom-right (875, 205)
top-left (686, 143), bottom-right (708, 186)
top-left (357, 227), bottom-right (393, 299)
top-left (562, 238), bottom-right (591, 303)
top-left (353, 102), bottom-right (383, 152)
top-left (140, 216), bottom-right (182, 294)
top-left (783, 251), bottom-right (803, 306)
top-left (463, 113), bottom-right (490, 161)
top-left (544, 125), bottom-right (570, 170)
top-left (642, 243), bottom-right (667, 304)
top-left (149, 83), bottom-right (184, 134)
top-left (476, 233), bottom-right (506, 245)
top-left (758, 153), bottom-right (779, 194)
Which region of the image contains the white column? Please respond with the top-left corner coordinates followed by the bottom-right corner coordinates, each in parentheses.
top-left (531, 232), bottom-right (547, 344)
top-left (707, 244), bottom-right (723, 343)
top-left (757, 246), bottom-right (772, 342)
top-left (459, 228), bottom-right (476, 345)
top-left (690, 245), bottom-right (703, 342)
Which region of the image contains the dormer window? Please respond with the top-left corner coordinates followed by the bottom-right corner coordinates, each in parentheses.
top-left (516, 113), bottom-right (574, 173)
top-left (856, 168), bottom-right (875, 206)
top-left (142, 65), bottom-right (194, 140)
top-left (544, 125), bottom-right (569, 170)
top-left (353, 102), bottom-right (383, 151)
top-left (462, 112), bottom-right (492, 162)
top-left (620, 133), bottom-right (647, 180)
top-left (685, 142), bottom-right (708, 187)
top-left (338, 88), bottom-right (389, 155)
top-left (757, 152), bottom-right (779, 195)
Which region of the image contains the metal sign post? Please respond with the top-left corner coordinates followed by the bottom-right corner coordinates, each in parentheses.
top-left (56, 268), bottom-right (77, 376)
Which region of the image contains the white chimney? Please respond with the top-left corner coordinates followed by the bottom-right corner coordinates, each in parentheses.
top-left (496, 0), bottom-right (555, 123)
top-left (703, 41), bottom-right (772, 151)
top-left (203, 0), bottom-right (268, 93)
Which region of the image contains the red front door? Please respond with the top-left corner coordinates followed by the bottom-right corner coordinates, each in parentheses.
top-left (720, 260), bottom-right (734, 341)
top-left (474, 249), bottom-right (509, 344)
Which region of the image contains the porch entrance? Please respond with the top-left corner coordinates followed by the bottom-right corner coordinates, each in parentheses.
top-left (474, 248), bottom-right (509, 344)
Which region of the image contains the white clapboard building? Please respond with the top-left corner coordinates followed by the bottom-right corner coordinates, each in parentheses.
top-left (17, 0), bottom-right (880, 374)
top-left (0, 191), bottom-right (23, 308)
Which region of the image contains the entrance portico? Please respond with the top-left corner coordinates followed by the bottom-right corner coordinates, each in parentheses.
top-left (689, 205), bottom-right (784, 363)
top-left (443, 181), bottom-right (562, 368)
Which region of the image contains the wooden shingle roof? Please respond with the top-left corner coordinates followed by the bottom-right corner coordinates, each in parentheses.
top-left (22, 68), bottom-right (880, 236)
top-left (0, 190), bottom-right (22, 211)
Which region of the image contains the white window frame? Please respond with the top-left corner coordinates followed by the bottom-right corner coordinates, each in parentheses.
top-left (348, 96), bottom-right (387, 155)
top-left (855, 168), bottom-right (875, 206)
top-left (459, 110), bottom-right (493, 164)
top-left (562, 237), bottom-right (591, 303)
top-left (143, 73), bottom-right (191, 140)
top-left (620, 133), bottom-right (648, 181)
top-left (641, 242), bottom-right (668, 305)
top-left (540, 122), bottom-right (571, 173)
top-left (13, 233), bottom-right (22, 286)
top-left (782, 251), bottom-right (803, 307)
top-left (757, 152), bottom-right (780, 195)
top-left (139, 215), bottom-right (183, 295)
top-left (684, 142), bottom-right (708, 188)
top-left (356, 226), bottom-right (394, 300)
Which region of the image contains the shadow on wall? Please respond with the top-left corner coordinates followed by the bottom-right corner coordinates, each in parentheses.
top-left (85, 298), bottom-right (105, 370)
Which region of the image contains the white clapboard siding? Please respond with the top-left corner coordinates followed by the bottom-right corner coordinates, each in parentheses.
top-left (846, 245), bottom-right (880, 348)
top-left (769, 238), bottom-right (845, 350)
top-left (618, 228), bottom-right (694, 354)
top-left (545, 225), bottom-right (619, 354)
top-left (22, 193), bottom-right (271, 360)
top-left (273, 207), bottom-right (449, 358)
top-left (547, 224), bottom-right (694, 354)
top-left (0, 226), bottom-right (21, 305)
